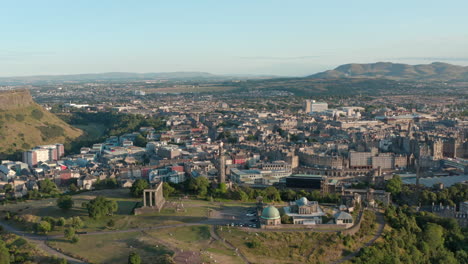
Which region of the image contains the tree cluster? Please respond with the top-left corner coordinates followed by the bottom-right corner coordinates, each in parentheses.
top-left (353, 205), bottom-right (467, 264)
top-left (85, 196), bottom-right (118, 219)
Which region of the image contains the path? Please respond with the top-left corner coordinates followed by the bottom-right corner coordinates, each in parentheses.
top-left (1, 209), bottom-right (384, 264)
top-left (141, 230), bottom-right (202, 264)
top-left (332, 210), bottom-right (385, 264)
top-left (210, 225), bottom-right (251, 264)
top-left (0, 221), bottom-right (87, 264)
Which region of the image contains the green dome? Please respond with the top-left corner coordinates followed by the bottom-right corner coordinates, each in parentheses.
top-left (261, 206), bottom-right (280, 220)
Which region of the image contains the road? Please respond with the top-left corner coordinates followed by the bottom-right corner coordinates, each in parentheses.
top-left (332, 210), bottom-right (385, 264)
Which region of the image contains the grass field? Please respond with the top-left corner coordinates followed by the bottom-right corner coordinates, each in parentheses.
top-left (0, 189), bottom-right (229, 234)
top-left (147, 225), bottom-right (244, 264)
top-left (218, 211), bottom-right (379, 264)
top-left (48, 231), bottom-right (173, 264)
top-left (48, 225), bottom-right (244, 264)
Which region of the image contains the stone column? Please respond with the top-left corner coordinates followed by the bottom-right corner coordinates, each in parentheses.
top-left (143, 191), bottom-right (147, 207)
top-left (149, 191), bottom-right (153, 207)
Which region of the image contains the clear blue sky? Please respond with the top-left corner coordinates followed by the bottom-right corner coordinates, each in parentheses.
top-left (1, 0), bottom-right (467, 77)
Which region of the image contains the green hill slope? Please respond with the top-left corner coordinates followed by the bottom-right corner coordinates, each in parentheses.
top-left (308, 62), bottom-right (468, 81)
top-left (0, 89), bottom-right (82, 158)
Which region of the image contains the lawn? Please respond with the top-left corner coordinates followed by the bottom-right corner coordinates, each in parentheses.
top-left (0, 189), bottom-right (142, 234)
top-left (48, 224), bottom-right (245, 264)
top-left (147, 225), bottom-right (244, 264)
top-left (0, 190), bottom-right (239, 234)
top-left (48, 231), bottom-right (173, 264)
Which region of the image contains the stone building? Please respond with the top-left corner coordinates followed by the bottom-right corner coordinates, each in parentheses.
top-left (260, 206), bottom-right (281, 226)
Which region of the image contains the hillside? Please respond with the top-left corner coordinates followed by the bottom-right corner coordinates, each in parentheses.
top-left (0, 90), bottom-right (82, 158)
top-left (308, 62), bottom-right (468, 81)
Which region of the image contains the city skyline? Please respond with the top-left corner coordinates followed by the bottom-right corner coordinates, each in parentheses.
top-left (2, 0), bottom-right (468, 77)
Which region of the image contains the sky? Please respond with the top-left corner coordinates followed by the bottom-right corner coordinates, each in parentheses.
top-left (1, 0), bottom-right (468, 77)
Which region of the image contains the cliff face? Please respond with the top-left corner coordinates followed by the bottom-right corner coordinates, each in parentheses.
top-left (0, 89), bottom-right (83, 157)
top-left (0, 89), bottom-right (34, 110)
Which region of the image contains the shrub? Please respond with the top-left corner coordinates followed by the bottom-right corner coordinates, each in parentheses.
top-left (71, 235), bottom-right (79, 244)
top-left (57, 195), bottom-right (74, 210)
top-left (246, 239), bottom-right (261, 248)
top-left (31, 109), bottom-right (44, 120)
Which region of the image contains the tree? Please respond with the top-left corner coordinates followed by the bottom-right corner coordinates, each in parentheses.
top-left (162, 182), bottom-right (175, 199)
top-left (130, 179), bottom-right (149, 197)
top-left (134, 134), bottom-right (147, 148)
top-left (0, 241), bottom-right (9, 264)
top-left (69, 183), bottom-right (78, 193)
top-left (309, 190), bottom-right (321, 201)
top-left (57, 195), bottom-right (74, 210)
top-left (281, 189), bottom-right (296, 201)
top-left (188, 176), bottom-right (210, 197)
top-left (64, 227), bottom-right (75, 240)
top-left (26, 189), bottom-right (41, 199)
top-left (231, 189), bottom-right (249, 201)
top-left (128, 252), bottom-right (141, 264)
top-left (70, 216), bottom-right (84, 229)
top-left (281, 214), bottom-right (293, 224)
top-left (156, 254), bottom-right (175, 264)
top-left (86, 196), bottom-right (118, 219)
top-left (39, 178), bottom-right (59, 195)
top-left (264, 186), bottom-right (281, 202)
top-left (57, 217), bottom-right (66, 226)
top-left (3, 184), bottom-right (12, 194)
top-left (386, 175), bottom-right (402, 195)
top-left (71, 235), bottom-right (79, 244)
top-left (423, 223), bottom-right (444, 250)
top-left (36, 220), bottom-right (52, 234)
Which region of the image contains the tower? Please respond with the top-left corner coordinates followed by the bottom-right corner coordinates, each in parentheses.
top-left (304, 99), bottom-right (312, 113)
top-left (218, 142), bottom-right (226, 183)
top-left (415, 159), bottom-right (421, 186)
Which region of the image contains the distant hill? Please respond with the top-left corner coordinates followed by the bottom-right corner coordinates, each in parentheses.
top-left (308, 62), bottom-right (468, 81)
top-left (0, 90), bottom-right (82, 158)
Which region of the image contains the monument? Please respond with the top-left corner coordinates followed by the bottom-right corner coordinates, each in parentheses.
top-left (134, 182), bottom-right (166, 215)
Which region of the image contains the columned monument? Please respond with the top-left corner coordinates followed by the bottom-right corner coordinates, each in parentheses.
top-left (134, 182), bottom-right (165, 214)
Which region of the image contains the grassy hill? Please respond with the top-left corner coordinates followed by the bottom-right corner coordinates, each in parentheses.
top-left (0, 89), bottom-right (82, 158)
top-left (308, 62), bottom-right (468, 81)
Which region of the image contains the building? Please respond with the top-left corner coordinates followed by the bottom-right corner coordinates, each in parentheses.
top-left (349, 151), bottom-right (373, 169)
top-left (230, 168), bottom-right (291, 185)
top-left (149, 167), bottom-right (185, 184)
top-left (334, 211), bottom-right (354, 228)
top-left (283, 197), bottom-right (325, 225)
top-left (304, 99), bottom-right (312, 113)
top-left (22, 144), bottom-right (65, 167)
top-left (285, 174), bottom-right (323, 189)
top-left (310, 101), bottom-right (328, 113)
top-left (260, 205), bottom-right (281, 226)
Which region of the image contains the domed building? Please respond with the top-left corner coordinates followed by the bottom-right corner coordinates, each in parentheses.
top-left (260, 205), bottom-right (281, 226)
top-left (283, 197), bottom-right (325, 225)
